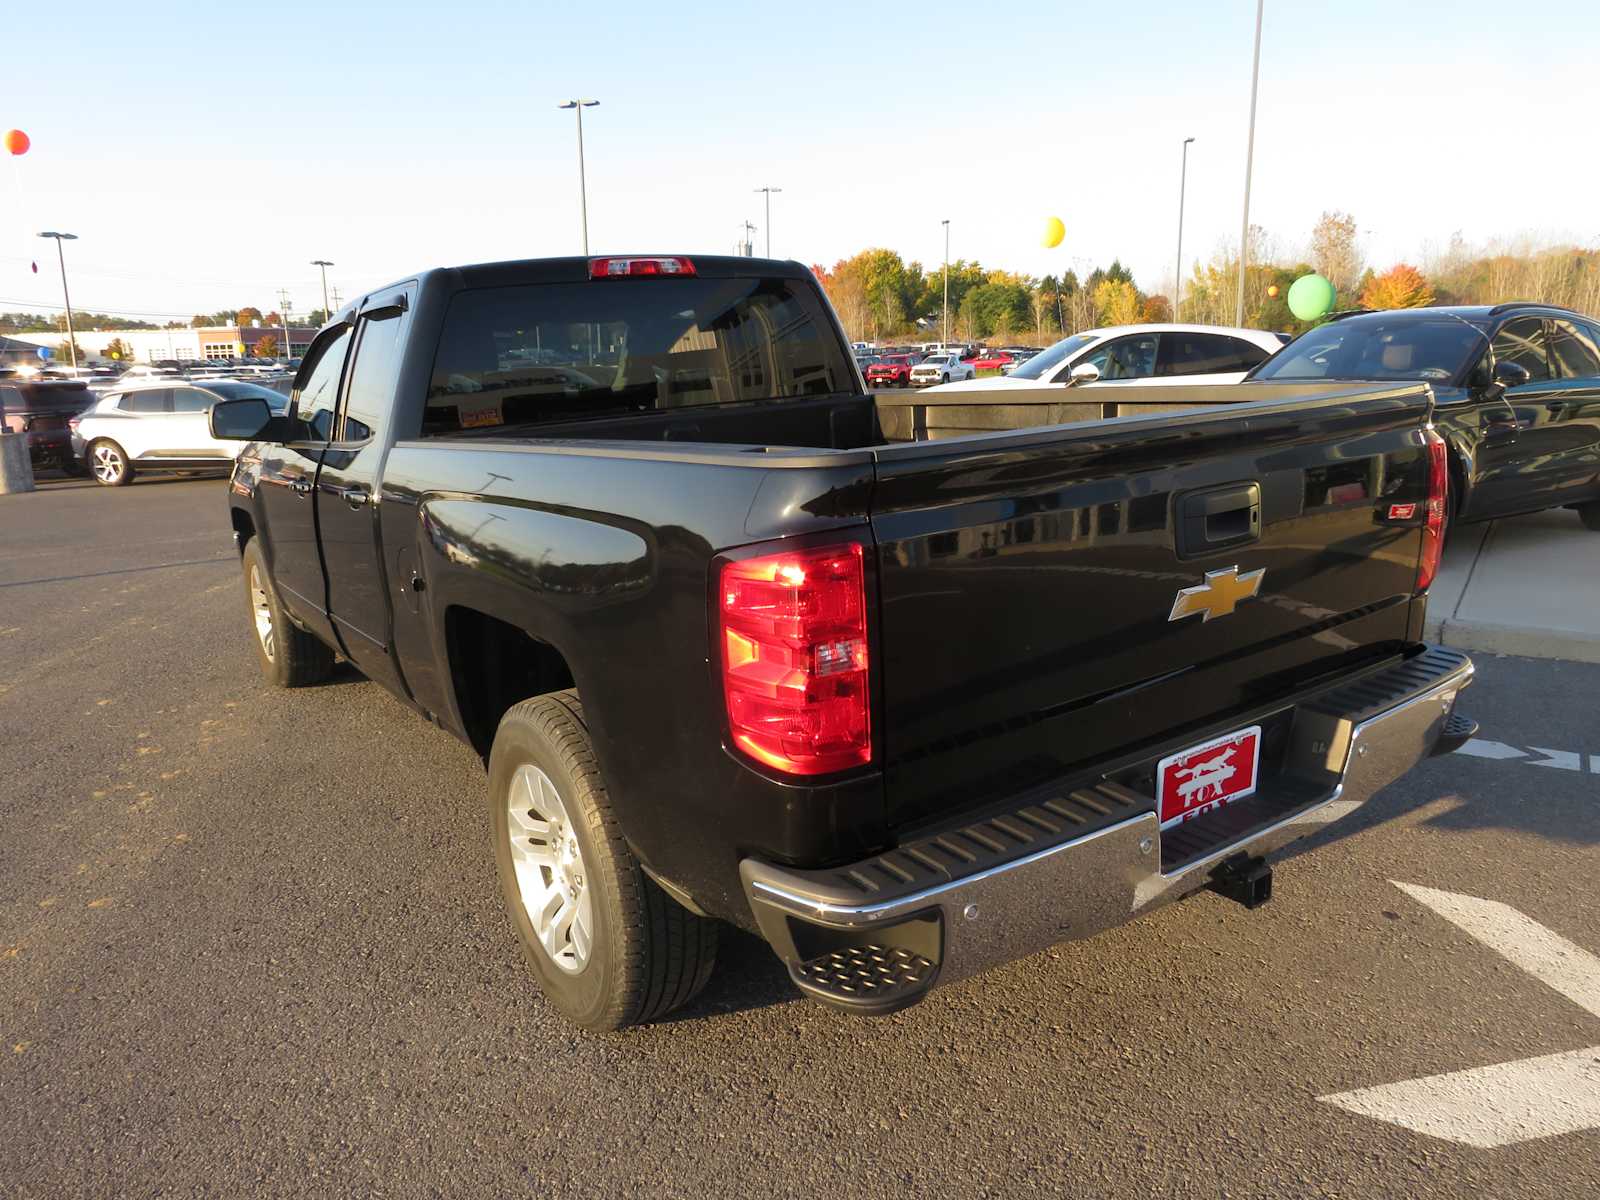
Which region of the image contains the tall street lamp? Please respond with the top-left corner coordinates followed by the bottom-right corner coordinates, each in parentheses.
top-left (1174, 137), bottom-right (1194, 321)
top-left (941, 219), bottom-right (951, 345)
top-left (1236, 0), bottom-right (1265, 327)
top-left (310, 259), bottom-right (334, 320)
top-left (37, 231), bottom-right (79, 369)
top-left (753, 187), bottom-right (782, 257)
top-left (558, 99), bottom-right (600, 254)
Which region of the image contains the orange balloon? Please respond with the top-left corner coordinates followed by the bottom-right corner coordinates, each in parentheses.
top-left (1266, 284), bottom-right (1280, 298)
top-left (3, 129), bottom-right (29, 156)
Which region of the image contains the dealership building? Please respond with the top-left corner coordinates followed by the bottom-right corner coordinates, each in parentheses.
top-left (1, 324), bottom-right (316, 364)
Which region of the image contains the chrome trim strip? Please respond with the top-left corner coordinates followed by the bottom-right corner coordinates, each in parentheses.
top-left (743, 652), bottom-right (1474, 989)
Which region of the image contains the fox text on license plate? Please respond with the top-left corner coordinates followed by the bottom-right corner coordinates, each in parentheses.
top-left (1156, 725), bottom-right (1261, 829)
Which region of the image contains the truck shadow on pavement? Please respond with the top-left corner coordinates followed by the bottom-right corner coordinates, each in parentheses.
top-left (662, 927), bottom-right (803, 1023)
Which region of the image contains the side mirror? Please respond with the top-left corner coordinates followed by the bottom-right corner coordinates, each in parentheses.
top-left (1492, 360), bottom-right (1531, 389)
top-left (1068, 362), bottom-right (1101, 386)
top-left (210, 397), bottom-right (274, 440)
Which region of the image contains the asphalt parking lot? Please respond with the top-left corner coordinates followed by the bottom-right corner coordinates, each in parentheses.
top-left (3, 476), bottom-right (1598, 1198)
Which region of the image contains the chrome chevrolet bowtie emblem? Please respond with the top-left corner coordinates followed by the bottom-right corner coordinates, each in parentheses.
top-left (1168, 566), bottom-right (1265, 623)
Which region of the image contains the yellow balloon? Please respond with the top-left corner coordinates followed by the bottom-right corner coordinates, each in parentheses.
top-left (1041, 216), bottom-right (1065, 249)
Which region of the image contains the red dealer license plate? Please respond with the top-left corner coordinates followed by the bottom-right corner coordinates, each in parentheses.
top-left (1156, 725), bottom-right (1261, 830)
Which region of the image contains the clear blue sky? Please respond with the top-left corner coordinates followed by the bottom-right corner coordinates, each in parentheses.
top-left (4, 0), bottom-right (1598, 322)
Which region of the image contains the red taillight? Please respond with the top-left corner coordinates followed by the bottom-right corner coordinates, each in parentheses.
top-left (719, 542), bottom-right (871, 776)
top-left (588, 256), bottom-right (696, 278)
top-left (1417, 429), bottom-right (1449, 593)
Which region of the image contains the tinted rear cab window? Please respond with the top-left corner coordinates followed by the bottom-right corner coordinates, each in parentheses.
top-left (14, 384), bottom-right (92, 411)
top-left (423, 276), bottom-right (852, 436)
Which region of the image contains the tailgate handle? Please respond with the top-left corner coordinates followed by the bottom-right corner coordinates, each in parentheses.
top-left (1177, 482), bottom-right (1261, 558)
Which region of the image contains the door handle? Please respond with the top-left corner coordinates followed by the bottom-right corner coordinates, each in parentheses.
top-left (1177, 482), bottom-right (1261, 558)
top-left (336, 485), bottom-right (370, 508)
top-left (291, 479), bottom-right (312, 497)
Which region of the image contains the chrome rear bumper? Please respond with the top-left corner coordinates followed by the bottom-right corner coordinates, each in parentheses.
top-left (741, 645), bottom-right (1474, 1014)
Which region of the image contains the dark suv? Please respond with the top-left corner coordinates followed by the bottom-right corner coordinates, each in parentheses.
top-left (0, 379), bottom-right (95, 473)
top-left (1246, 303), bottom-right (1600, 530)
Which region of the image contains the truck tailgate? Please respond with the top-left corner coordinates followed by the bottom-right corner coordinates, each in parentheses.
top-left (868, 385), bottom-right (1434, 832)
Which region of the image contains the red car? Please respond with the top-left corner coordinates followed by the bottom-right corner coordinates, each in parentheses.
top-left (864, 354), bottom-right (919, 388)
top-left (970, 349), bottom-right (1017, 372)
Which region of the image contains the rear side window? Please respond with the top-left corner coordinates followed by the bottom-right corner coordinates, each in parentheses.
top-left (171, 388), bottom-right (215, 413)
top-left (422, 276), bottom-right (851, 436)
top-left (121, 389), bottom-right (170, 413)
top-left (1155, 333), bottom-right (1269, 377)
top-left (1550, 320), bottom-right (1600, 379)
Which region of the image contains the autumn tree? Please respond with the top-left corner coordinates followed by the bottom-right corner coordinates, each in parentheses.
top-left (255, 334), bottom-right (279, 359)
top-left (237, 306), bottom-right (264, 326)
top-left (1140, 294), bottom-right (1172, 323)
top-left (103, 337), bottom-right (133, 362)
top-left (1310, 211), bottom-right (1363, 298)
top-left (1360, 263), bottom-right (1435, 310)
top-left (1093, 279), bottom-right (1143, 327)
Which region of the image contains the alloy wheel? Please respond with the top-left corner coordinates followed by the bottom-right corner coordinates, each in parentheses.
top-left (506, 763), bottom-right (595, 974)
top-left (248, 563), bottom-right (275, 661)
top-left (91, 444), bottom-right (124, 484)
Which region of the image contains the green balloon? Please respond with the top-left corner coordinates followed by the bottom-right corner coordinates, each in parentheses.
top-left (1287, 273), bottom-right (1336, 321)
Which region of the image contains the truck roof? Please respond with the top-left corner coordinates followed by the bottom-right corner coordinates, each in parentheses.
top-left (334, 255), bottom-right (815, 324)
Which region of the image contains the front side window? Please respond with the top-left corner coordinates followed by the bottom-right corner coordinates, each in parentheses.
top-left (422, 275), bottom-right (851, 436)
top-left (1081, 334), bottom-right (1157, 380)
top-left (1492, 317), bottom-right (1551, 382)
top-left (1549, 319), bottom-right (1600, 380)
top-left (292, 327), bottom-right (353, 442)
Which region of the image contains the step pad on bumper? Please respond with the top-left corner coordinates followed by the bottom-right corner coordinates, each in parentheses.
top-left (792, 946), bottom-right (936, 1015)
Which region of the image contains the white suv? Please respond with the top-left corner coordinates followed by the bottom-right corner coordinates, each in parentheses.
top-left (909, 353), bottom-right (976, 387)
top-left (72, 380), bottom-right (286, 486)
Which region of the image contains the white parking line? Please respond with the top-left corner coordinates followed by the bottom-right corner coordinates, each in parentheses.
top-left (1319, 1048), bottom-right (1600, 1149)
top-left (1455, 738), bottom-right (1599, 773)
top-left (1318, 883), bottom-right (1600, 1147)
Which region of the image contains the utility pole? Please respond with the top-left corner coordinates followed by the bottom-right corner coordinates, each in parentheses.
top-left (754, 187), bottom-right (782, 257)
top-left (941, 219), bottom-right (950, 345)
top-left (1236, 0), bottom-right (1265, 327)
top-left (738, 221), bottom-right (756, 257)
top-left (37, 232), bottom-right (79, 368)
top-left (1174, 137), bottom-right (1194, 321)
top-left (558, 99), bottom-right (600, 253)
top-left (330, 286), bottom-right (342, 312)
top-left (277, 287), bottom-right (293, 362)
top-left (310, 259), bottom-right (333, 321)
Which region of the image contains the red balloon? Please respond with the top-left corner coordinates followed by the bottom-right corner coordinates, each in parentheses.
top-left (3, 129), bottom-right (29, 155)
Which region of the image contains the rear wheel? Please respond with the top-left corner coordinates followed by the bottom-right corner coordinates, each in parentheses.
top-left (1577, 500), bottom-right (1600, 531)
top-left (490, 691), bottom-right (718, 1031)
top-left (240, 537), bottom-right (334, 687)
top-left (88, 439), bottom-right (132, 487)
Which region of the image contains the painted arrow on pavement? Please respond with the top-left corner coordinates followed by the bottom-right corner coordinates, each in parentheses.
top-left (1318, 883), bottom-right (1600, 1148)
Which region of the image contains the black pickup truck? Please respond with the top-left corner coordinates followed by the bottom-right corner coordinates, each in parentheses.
top-left (211, 255), bottom-right (1475, 1031)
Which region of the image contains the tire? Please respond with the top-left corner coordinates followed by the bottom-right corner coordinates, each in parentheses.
top-left (240, 537), bottom-right (334, 687)
top-left (1578, 501), bottom-right (1600, 531)
top-left (489, 691), bottom-right (718, 1032)
top-left (941, 373), bottom-right (949, 385)
top-left (87, 439), bottom-right (133, 487)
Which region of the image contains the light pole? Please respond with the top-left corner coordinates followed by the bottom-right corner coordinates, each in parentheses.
top-left (37, 232), bottom-right (79, 369)
top-left (941, 219), bottom-right (951, 345)
top-left (1174, 137), bottom-right (1194, 321)
top-left (1236, 0), bottom-right (1264, 326)
top-left (310, 259), bottom-right (333, 321)
top-left (558, 99), bottom-right (600, 253)
top-left (753, 187), bottom-right (782, 257)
